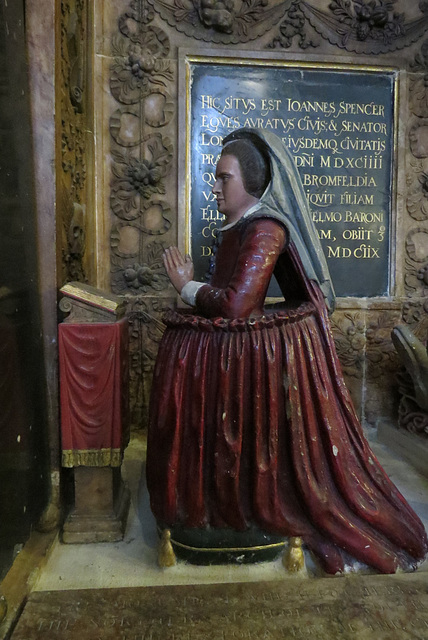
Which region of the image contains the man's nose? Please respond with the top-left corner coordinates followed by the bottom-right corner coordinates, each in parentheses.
top-left (212, 179), bottom-right (220, 194)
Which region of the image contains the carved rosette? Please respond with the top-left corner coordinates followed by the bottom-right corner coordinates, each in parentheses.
top-left (110, 0), bottom-right (176, 427)
top-left (60, 0), bottom-right (88, 284)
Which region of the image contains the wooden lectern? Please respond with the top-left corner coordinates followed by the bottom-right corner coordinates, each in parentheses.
top-left (58, 283), bottom-right (130, 543)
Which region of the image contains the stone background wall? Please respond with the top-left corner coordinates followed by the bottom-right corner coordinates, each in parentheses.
top-left (57, 0), bottom-right (428, 431)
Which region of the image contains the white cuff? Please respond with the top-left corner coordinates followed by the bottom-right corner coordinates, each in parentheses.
top-left (180, 281), bottom-right (205, 306)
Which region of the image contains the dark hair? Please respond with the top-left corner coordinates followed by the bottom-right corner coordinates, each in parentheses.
top-left (221, 131), bottom-right (271, 199)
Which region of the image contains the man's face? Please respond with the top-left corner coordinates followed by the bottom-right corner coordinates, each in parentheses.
top-left (212, 154), bottom-right (257, 225)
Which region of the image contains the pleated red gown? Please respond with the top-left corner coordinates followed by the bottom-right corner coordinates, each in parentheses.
top-left (147, 215), bottom-right (427, 574)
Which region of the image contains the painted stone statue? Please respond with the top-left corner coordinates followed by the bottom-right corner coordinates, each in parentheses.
top-left (147, 128), bottom-right (427, 574)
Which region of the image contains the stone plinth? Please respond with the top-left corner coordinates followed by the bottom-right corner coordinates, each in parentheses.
top-left (62, 467), bottom-right (129, 544)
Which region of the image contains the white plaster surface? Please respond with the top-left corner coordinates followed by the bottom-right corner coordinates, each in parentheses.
top-left (34, 431), bottom-right (428, 592)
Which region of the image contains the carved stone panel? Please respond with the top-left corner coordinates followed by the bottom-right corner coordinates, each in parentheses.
top-left (147, 0), bottom-right (292, 43)
top-left (59, 0), bottom-right (88, 285)
top-left (88, 0), bottom-right (428, 429)
top-left (11, 576), bottom-right (428, 639)
top-left (109, 3), bottom-right (176, 298)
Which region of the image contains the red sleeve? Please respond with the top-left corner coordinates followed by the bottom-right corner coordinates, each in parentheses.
top-left (195, 218), bottom-right (287, 319)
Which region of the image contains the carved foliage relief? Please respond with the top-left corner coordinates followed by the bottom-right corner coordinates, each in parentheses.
top-left (296, 1), bottom-right (428, 54)
top-left (145, 0), bottom-right (428, 49)
top-left (330, 312), bottom-right (398, 381)
top-left (147, 0), bottom-right (292, 42)
top-left (109, 1), bottom-right (174, 296)
top-left (329, 309), bottom-right (401, 424)
top-left (104, 0), bottom-right (428, 427)
top-left (60, 0), bottom-right (88, 284)
top-left (405, 38), bottom-right (428, 342)
top-left (109, 0), bottom-right (175, 426)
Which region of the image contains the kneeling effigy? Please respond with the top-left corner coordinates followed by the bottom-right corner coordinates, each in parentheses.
top-left (147, 128), bottom-right (427, 574)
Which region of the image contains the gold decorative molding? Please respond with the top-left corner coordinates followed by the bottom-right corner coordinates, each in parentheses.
top-left (62, 448), bottom-right (123, 468)
top-left (59, 281), bottom-right (126, 322)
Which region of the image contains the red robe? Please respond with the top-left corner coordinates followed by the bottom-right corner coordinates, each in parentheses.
top-left (147, 215), bottom-right (427, 573)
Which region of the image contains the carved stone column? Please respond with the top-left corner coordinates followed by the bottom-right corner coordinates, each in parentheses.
top-left (59, 283), bottom-right (130, 543)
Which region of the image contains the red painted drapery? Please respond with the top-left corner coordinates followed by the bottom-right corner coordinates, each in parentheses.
top-left (147, 217), bottom-right (428, 574)
top-left (59, 319), bottom-right (129, 467)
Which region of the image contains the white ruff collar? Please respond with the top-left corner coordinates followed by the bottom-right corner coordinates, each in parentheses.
top-left (219, 202), bottom-right (263, 232)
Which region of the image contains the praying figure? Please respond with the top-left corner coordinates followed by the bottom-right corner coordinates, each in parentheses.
top-left (146, 128), bottom-right (427, 574)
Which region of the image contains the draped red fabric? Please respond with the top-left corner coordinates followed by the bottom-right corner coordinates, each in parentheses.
top-left (147, 218), bottom-right (427, 573)
top-left (59, 319), bottom-right (129, 466)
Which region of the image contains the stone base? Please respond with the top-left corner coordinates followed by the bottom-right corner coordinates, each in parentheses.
top-left (62, 467), bottom-right (130, 544)
top-left (377, 421), bottom-right (428, 479)
top-left (161, 524), bottom-right (285, 565)
top-left (10, 574), bottom-right (428, 639)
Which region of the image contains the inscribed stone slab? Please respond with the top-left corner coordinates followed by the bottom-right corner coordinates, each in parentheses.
top-left (11, 574), bottom-right (428, 640)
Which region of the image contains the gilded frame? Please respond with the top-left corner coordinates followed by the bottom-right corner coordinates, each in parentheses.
top-left (178, 49), bottom-right (402, 303)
